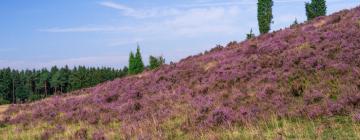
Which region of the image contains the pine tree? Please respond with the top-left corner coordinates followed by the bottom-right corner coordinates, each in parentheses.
top-left (305, 0), bottom-right (326, 20)
top-left (58, 65), bottom-right (70, 93)
top-left (38, 69), bottom-right (50, 97)
top-left (134, 45), bottom-right (144, 74)
top-left (50, 71), bottom-right (61, 94)
top-left (128, 52), bottom-right (135, 75)
top-left (0, 68), bottom-right (12, 104)
top-left (257, 0), bottom-right (273, 34)
top-left (246, 29), bottom-right (256, 39)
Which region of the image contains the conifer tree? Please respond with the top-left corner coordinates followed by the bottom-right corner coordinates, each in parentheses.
top-left (134, 46), bottom-right (144, 74)
top-left (128, 52), bottom-right (135, 75)
top-left (257, 0), bottom-right (273, 34)
top-left (305, 0), bottom-right (326, 20)
top-left (38, 69), bottom-right (50, 97)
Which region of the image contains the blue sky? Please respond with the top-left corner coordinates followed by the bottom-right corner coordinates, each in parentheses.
top-left (0, 0), bottom-right (359, 69)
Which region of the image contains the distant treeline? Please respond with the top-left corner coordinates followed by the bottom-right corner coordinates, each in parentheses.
top-left (0, 66), bottom-right (128, 104)
top-left (0, 47), bottom-right (165, 105)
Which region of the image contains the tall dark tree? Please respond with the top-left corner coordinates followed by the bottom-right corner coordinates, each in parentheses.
top-left (50, 71), bottom-right (61, 94)
top-left (134, 46), bottom-right (145, 74)
top-left (0, 68), bottom-right (12, 104)
top-left (59, 65), bottom-right (70, 93)
top-left (257, 0), bottom-right (273, 34)
top-left (38, 69), bottom-right (50, 97)
top-left (128, 52), bottom-right (136, 75)
top-left (305, 0), bottom-right (326, 20)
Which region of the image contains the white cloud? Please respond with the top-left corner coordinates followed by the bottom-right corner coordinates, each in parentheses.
top-left (40, 4), bottom-right (253, 34)
top-left (99, 1), bottom-right (181, 18)
top-left (99, 1), bottom-right (134, 11)
top-left (162, 6), bottom-right (248, 36)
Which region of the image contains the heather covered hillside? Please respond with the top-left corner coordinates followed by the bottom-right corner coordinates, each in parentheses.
top-left (2, 6), bottom-right (360, 140)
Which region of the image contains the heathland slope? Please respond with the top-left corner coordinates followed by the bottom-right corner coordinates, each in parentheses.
top-left (2, 6), bottom-right (360, 139)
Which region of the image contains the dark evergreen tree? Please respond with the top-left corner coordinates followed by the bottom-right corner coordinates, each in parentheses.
top-left (128, 52), bottom-right (135, 75)
top-left (38, 69), bottom-right (50, 97)
top-left (0, 68), bottom-right (12, 104)
top-left (305, 0), bottom-right (326, 20)
top-left (257, 0), bottom-right (273, 34)
top-left (134, 46), bottom-right (145, 74)
top-left (50, 71), bottom-right (61, 94)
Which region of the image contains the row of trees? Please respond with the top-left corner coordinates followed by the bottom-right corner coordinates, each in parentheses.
top-left (0, 66), bottom-right (128, 104)
top-left (0, 45), bottom-right (165, 105)
top-left (254, 0), bottom-right (327, 37)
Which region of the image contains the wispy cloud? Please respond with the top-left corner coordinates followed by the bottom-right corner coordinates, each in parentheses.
top-left (99, 1), bottom-right (134, 11)
top-left (99, 1), bottom-right (181, 18)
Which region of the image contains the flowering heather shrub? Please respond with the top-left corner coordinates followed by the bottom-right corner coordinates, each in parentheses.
top-left (354, 113), bottom-right (360, 122)
top-left (207, 107), bottom-right (234, 127)
top-left (304, 90), bottom-right (325, 105)
top-left (3, 6), bottom-right (360, 137)
top-left (326, 101), bottom-right (345, 116)
top-left (92, 131), bottom-right (107, 140)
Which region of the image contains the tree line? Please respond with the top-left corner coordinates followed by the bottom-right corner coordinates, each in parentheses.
top-left (0, 46), bottom-right (165, 105)
top-left (0, 66), bottom-right (128, 104)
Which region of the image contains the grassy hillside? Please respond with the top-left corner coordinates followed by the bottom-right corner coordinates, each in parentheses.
top-left (1, 6), bottom-right (360, 140)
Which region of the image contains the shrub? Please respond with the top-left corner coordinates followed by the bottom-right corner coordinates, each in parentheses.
top-left (353, 113), bottom-right (360, 122)
top-left (93, 131), bottom-right (107, 140)
top-left (207, 107), bottom-right (233, 127)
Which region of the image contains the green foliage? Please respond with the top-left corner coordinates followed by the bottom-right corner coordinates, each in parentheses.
top-left (0, 66), bottom-right (127, 104)
top-left (128, 52), bottom-right (135, 75)
top-left (128, 45), bottom-right (145, 75)
top-left (149, 56), bottom-right (165, 70)
top-left (257, 0), bottom-right (273, 34)
top-left (246, 29), bottom-right (255, 39)
top-left (134, 46), bottom-right (145, 74)
top-left (0, 98), bottom-right (10, 105)
top-left (305, 0), bottom-right (327, 20)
